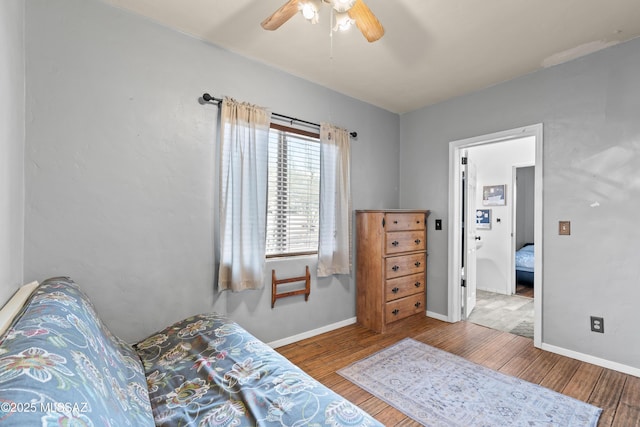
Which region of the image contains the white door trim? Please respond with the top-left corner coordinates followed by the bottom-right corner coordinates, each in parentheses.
top-left (447, 123), bottom-right (543, 348)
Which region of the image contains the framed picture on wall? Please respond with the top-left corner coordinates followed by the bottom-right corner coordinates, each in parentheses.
top-left (483, 184), bottom-right (506, 206)
top-left (476, 209), bottom-right (491, 229)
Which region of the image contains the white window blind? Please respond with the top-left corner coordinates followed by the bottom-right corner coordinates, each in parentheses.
top-left (266, 124), bottom-right (320, 257)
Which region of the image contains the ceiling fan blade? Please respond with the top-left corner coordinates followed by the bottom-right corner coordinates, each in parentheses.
top-left (347, 0), bottom-right (384, 42)
top-left (261, 0), bottom-right (300, 31)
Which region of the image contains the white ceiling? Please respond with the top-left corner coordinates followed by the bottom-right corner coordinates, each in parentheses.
top-left (103, 0), bottom-right (640, 114)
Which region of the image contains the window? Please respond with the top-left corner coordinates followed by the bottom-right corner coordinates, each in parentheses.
top-left (266, 124), bottom-right (320, 257)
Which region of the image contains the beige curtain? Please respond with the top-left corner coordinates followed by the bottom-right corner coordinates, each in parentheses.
top-left (317, 123), bottom-right (352, 277)
top-left (218, 98), bottom-right (271, 292)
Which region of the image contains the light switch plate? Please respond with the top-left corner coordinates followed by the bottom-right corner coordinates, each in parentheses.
top-left (559, 221), bottom-right (571, 235)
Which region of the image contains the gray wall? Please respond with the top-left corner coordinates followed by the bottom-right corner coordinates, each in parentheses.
top-left (0, 0), bottom-right (25, 304)
top-left (516, 166), bottom-right (535, 249)
top-left (24, 0), bottom-right (400, 343)
top-left (400, 37), bottom-right (640, 369)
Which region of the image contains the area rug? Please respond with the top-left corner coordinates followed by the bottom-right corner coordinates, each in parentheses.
top-left (338, 338), bottom-right (601, 427)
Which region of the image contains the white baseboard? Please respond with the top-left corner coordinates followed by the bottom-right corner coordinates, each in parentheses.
top-left (427, 311), bottom-right (450, 322)
top-left (269, 312), bottom-right (452, 348)
top-left (268, 313), bottom-right (640, 378)
top-left (477, 286), bottom-right (510, 295)
top-left (541, 343), bottom-right (640, 378)
top-left (268, 317), bottom-right (357, 348)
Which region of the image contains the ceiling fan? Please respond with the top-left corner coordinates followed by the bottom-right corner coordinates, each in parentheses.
top-left (261, 0), bottom-right (384, 43)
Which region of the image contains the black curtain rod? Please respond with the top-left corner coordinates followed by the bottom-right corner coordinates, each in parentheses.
top-left (202, 93), bottom-right (357, 138)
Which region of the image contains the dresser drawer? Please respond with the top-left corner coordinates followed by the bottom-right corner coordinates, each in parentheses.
top-left (385, 230), bottom-right (426, 254)
top-left (385, 273), bottom-right (425, 302)
top-left (385, 294), bottom-right (425, 324)
top-left (385, 253), bottom-right (426, 279)
top-left (385, 213), bottom-right (426, 232)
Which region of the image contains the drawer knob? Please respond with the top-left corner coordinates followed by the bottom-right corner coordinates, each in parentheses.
top-left (415, 282), bottom-right (421, 288)
top-left (415, 301), bottom-right (421, 308)
top-left (414, 261), bottom-right (421, 267)
top-left (392, 265), bottom-right (399, 272)
top-left (415, 239), bottom-right (421, 244)
top-left (392, 240), bottom-right (399, 246)
top-left (392, 309), bottom-right (399, 315)
top-left (392, 287), bottom-right (399, 293)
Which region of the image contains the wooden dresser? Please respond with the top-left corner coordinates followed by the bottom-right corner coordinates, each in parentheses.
top-left (356, 210), bottom-right (430, 333)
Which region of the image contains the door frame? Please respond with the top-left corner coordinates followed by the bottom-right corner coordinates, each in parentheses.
top-left (447, 123), bottom-right (543, 348)
top-left (462, 156), bottom-right (478, 319)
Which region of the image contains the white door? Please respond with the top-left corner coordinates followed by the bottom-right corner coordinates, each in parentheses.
top-left (462, 155), bottom-right (478, 318)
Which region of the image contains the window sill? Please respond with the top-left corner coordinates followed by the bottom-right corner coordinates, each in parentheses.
top-left (266, 254), bottom-right (317, 266)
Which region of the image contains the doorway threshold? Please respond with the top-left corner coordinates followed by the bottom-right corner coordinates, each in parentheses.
top-left (467, 290), bottom-right (533, 339)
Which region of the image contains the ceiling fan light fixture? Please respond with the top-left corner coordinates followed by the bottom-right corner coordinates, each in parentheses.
top-left (331, 0), bottom-right (357, 13)
top-left (333, 11), bottom-right (354, 32)
top-left (299, 0), bottom-right (322, 23)
top-left (331, 0), bottom-right (356, 13)
top-left (261, 0), bottom-right (384, 43)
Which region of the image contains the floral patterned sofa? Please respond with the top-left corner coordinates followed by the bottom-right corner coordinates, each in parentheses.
top-left (0, 277), bottom-right (382, 426)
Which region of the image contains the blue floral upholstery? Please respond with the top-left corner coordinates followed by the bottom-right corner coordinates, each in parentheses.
top-left (135, 313), bottom-right (383, 426)
top-left (0, 277), bottom-right (155, 426)
top-left (0, 277), bottom-right (382, 426)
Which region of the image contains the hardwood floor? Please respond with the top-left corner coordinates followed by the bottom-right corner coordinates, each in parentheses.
top-left (276, 315), bottom-right (640, 427)
top-left (516, 282), bottom-right (534, 298)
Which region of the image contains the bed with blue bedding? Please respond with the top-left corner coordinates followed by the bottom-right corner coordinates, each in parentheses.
top-left (515, 243), bottom-right (534, 285)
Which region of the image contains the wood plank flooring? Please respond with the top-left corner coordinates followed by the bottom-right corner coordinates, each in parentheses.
top-left (276, 315), bottom-right (639, 427)
top-left (516, 282), bottom-right (534, 298)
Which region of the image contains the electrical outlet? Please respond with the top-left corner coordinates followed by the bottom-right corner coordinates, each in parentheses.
top-left (590, 316), bottom-right (604, 333)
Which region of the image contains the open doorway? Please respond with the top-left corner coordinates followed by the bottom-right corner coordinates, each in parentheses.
top-left (447, 124), bottom-right (543, 348)
top-left (513, 165), bottom-right (535, 298)
top-left (465, 143), bottom-right (535, 338)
